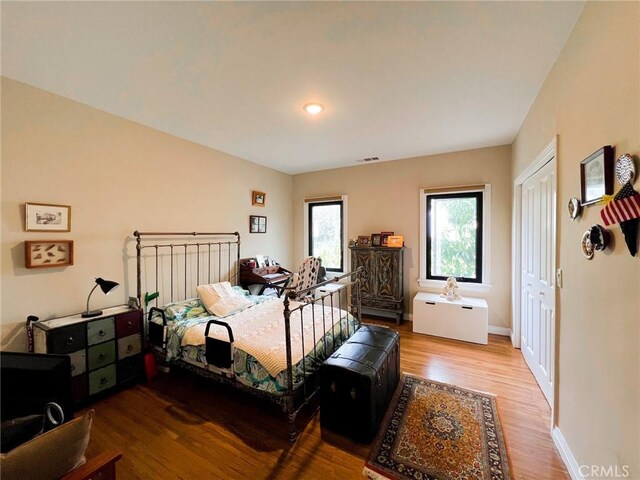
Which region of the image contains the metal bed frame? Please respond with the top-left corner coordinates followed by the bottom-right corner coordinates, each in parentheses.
top-left (134, 230), bottom-right (362, 441)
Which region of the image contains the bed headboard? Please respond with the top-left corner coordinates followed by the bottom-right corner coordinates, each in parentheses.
top-left (134, 231), bottom-right (240, 309)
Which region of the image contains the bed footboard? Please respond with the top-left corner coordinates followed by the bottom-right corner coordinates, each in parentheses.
top-left (282, 269), bottom-right (362, 441)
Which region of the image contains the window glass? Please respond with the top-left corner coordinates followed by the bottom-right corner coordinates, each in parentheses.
top-left (309, 201), bottom-right (343, 271)
top-left (427, 192), bottom-right (482, 282)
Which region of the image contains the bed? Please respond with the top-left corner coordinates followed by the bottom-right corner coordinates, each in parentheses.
top-left (134, 231), bottom-right (362, 441)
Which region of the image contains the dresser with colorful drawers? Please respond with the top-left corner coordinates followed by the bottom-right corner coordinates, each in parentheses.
top-left (33, 305), bottom-right (144, 404)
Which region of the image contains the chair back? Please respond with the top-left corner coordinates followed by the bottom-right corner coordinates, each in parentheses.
top-left (293, 256), bottom-right (321, 300)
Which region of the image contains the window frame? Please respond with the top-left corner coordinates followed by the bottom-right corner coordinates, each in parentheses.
top-left (426, 191), bottom-right (483, 283)
top-left (418, 185), bottom-right (491, 292)
top-left (304, 196), bottom-right (348, 274)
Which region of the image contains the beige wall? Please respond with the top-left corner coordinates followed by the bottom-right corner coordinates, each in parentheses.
top-left (512, 2), bottom-right (639, 477)
top-left (0, 78), bottom-right (293, 351)
top-left (293, 145), bottom-right (512, 329)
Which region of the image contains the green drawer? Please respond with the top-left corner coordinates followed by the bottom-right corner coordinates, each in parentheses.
top-left (87, 317), bottom-right (115, 346)
top-left (89, 364), bottom-right (116, 395)
top-left (87, 342), bottom-right (116, 370)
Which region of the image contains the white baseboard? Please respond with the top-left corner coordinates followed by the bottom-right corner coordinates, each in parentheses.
top-left (552, 427), bottom-right (584, 480)
top-left (488, 326), bottom-right (511, 337)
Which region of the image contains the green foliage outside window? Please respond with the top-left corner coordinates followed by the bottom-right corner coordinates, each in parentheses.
top-left (431, 196), bottom-right (478, 279)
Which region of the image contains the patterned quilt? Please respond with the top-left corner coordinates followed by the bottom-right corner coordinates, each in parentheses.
top-left (153, 293), bottom-right (359, 394)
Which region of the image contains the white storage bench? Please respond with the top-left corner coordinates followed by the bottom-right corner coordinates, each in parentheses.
top-left (412, 292), bottom-right (488, 344)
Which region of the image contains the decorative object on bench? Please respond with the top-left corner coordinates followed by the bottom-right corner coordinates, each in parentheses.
top-left (350, 244), bottom-right (404, 324)
top-left (135, 230), bottom-right (362, 441)
top-left (320, 324), bottom-right (400, 443)
top-left (440, 275), bottom-right (461, 301)
top-left (363, 374), bottom-right (512, 480)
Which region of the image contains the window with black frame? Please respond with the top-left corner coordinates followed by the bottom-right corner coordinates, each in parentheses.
top-left (308, 200), bottom-right (344, 272)
top-left (426, 191), bottom-right (483, 283)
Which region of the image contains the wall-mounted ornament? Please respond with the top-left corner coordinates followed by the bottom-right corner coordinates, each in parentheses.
top-left (25, 240), bottom-right (74, 268)
top-left (25, 203), bottom-right (71, 232)
top-left (580, 146), bottom-right (614, 206)
top-left (581, 230), bottom-right (594, 260)
top-left (600, 153), bottom-right (640, 256)
top-left (252, 191), bottom-right (266, 207)
top-left (568, 197), bottom-right (582, 221)
top-left (589, 224), bottom-right (609, 251)
top-left (615, 153), bottom-right (635, 184)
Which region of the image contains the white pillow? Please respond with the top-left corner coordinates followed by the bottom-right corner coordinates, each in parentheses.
top-left (209, 295), bottom-right (251, 317)
top-left (197, 281), bottom-right (235, 308)
top-left (197, 282), bottom-right (250, 316)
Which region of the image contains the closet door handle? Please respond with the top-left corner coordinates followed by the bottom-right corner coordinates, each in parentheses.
top-left (462, 306), bottom-right (473, 310)
top-left (425, 301), bottom-right (436, 305)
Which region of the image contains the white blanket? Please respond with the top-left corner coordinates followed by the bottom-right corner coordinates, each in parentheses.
top-left (181, 297), bottom-right (349, 377)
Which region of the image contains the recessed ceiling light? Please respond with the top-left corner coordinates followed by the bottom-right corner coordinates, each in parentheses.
top-left (303, 103), bottom-right (324, 115)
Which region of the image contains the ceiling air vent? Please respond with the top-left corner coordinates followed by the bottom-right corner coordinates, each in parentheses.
top-left (357, 156), bottom-right (380, 163)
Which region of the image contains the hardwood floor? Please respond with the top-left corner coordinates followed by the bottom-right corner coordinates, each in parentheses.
top-left (83, 320), bottom-right (569, 479)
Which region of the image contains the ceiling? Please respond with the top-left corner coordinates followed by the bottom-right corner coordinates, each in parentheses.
top-left (2, 2), bottom-right (584, 175)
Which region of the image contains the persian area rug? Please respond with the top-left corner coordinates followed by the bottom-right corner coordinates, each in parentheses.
top-left (363, 374), bottom-right (512, 480)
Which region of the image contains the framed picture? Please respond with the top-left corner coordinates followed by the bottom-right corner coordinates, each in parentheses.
top-left (387, 235), bottom-right (404, 248)
top-left (580, 146), bottom-right (613, 206)
top-left (371, 233), bottom-right (382, 247)
top-left (380, 231), bottom-right (394, 247)
top-left (357, 235), bottom-right (371, 247)
top-left (25, 203), bottom-right (71, 232)
top-left (250, 215), bottom-right (267, 233)
top-left (252, 191), bottom-right (266, 207)
top-left (25, 240), bottom-right (74, 268)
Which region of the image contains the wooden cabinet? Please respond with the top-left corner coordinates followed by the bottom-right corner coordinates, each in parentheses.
top-left (350, 246), bottom-right (404, 324)
top-left (33, 306), bottom-right (143, 405)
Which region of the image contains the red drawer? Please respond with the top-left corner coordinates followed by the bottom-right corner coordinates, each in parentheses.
top-left (115, 310), bottom-right (142, 338)
top-left (71, 374), bottom-right (88, 404)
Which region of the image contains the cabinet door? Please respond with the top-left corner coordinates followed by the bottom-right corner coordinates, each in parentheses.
top-left (374, 250), bottom-right (401, 299)
top-left (49, 324), bottom-right (87, 354)
top-left (87, 317), bottom-right (115, 346)
top-left (351, 249), bottom-right (375, 297)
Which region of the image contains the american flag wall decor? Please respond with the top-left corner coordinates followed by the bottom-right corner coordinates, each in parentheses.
top-left (600, 193), bottom-right (640, 226)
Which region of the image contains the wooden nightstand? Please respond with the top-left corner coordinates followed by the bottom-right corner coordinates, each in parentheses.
top-left (33, 306), bottom-right (144, 405)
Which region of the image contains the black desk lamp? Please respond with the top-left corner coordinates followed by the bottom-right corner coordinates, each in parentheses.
top-left (82, 277), bottom-right (119, 318)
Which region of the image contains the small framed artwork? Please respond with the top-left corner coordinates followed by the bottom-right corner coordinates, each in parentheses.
top-left (580, 146), bottom-right (613, 206)
top-left (387, 235), bottom-right (404, 248)
top-left (250, 215), bottom-right (267, 233)
top-left (25, 203), bottom-right (71, 232)
top-left (357, 235), bottom-right (371, 247)
top-left (371, 233), bottom-right (382, 247)
top-left (380, 231), bottom-right (394, 247)
top-left (25, 240), bottom-right (74, 268)
top-left (252, 191), bottom-right (266, 207)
